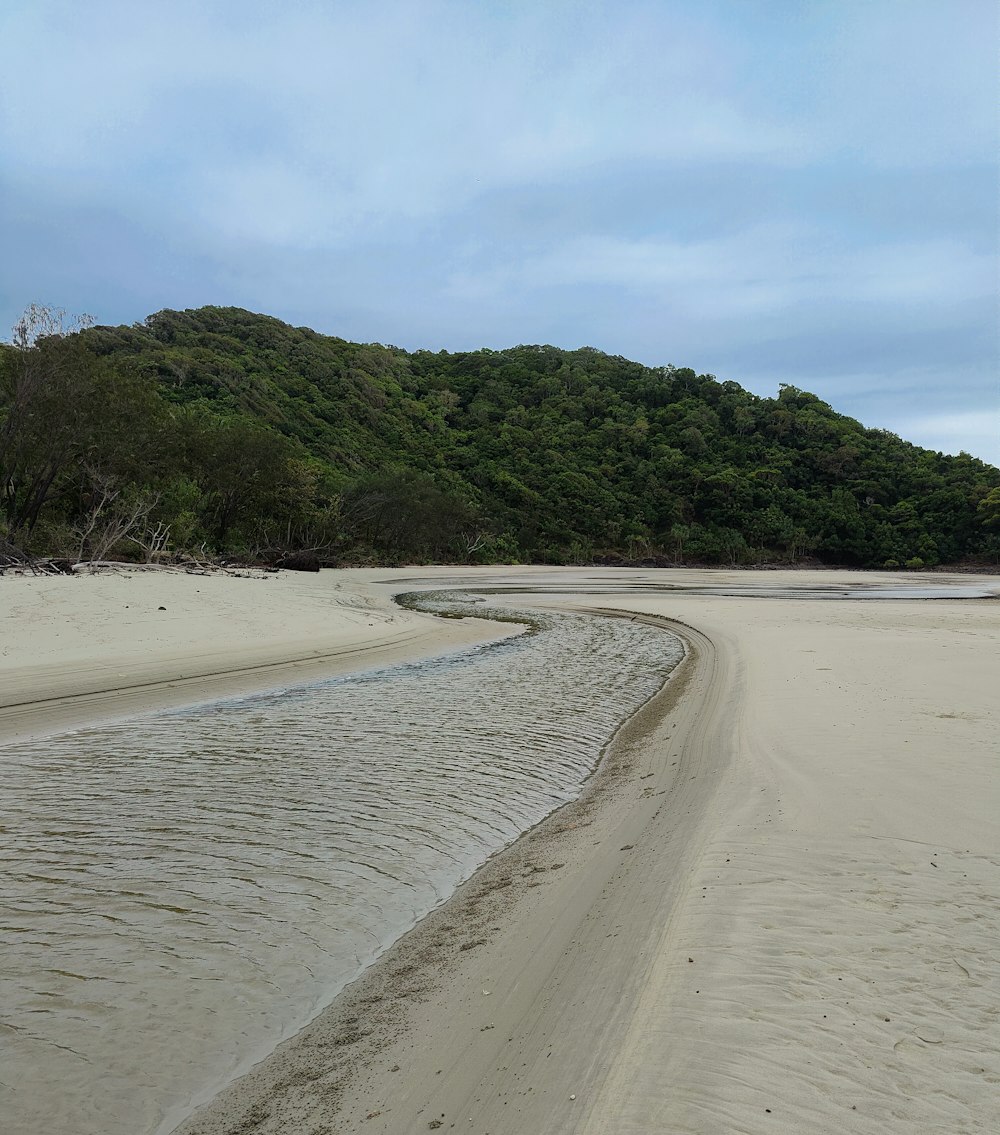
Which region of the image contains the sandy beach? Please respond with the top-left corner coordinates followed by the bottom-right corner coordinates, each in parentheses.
top-left (3, 565), bottom-right (999, 1133)
top-left (0, 568), bottom-right (516, 745)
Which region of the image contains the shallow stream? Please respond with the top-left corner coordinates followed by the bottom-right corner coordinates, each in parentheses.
top-left (1, 596), bottom-right (682, 1135)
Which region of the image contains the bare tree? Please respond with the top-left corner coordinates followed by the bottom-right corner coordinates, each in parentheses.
top-left (73, 469), bottom-right (159, 565)
top-left (462, 530), bottom-right (489, 556)
top-left (131, 518), bottom-right (172, 563)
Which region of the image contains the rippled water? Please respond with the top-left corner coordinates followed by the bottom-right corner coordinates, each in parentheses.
top-left (1, 599), bottom-right (682, 1135)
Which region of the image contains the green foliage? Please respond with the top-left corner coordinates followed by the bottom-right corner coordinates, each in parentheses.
top-left (340, 467), bottom-right (476, 561)
top-left (3, 304), bottom-right (997, 567)
top-left (978, 487), bottom-right (1000, 530)
top-left (0, 317), bottom-right (169, 539)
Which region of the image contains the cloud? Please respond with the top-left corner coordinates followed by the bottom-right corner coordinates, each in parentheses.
top-left (892, 409), bottom-right (1000, 466)
top-left (445, 225), bottom-right (994, 344)
top-left (811, 0), bottom-right (1000, 167)
top-left (1, 1), bottom-right (807, 242)
top-left (1, 0), bottom-right (996, 463)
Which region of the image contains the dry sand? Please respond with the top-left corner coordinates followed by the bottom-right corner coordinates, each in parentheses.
top-left (4, 565), bottom-right (999, 1133)
top-left (0, 567), bottom-right (516, 744)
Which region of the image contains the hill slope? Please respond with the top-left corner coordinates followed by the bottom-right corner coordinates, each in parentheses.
top-left (3, 305), bottom-right (997, 567)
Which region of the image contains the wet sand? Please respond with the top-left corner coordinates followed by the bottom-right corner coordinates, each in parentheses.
top-left (0, 568), bottom-right (515, 744)
top-left (4, 566), bottom-right (1000, 1133)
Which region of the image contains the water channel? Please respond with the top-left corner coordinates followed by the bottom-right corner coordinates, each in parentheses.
top-left (1, 597), bottom-right (683, 1135)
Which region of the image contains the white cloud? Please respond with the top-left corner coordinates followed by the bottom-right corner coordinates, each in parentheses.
top-left (892, 409), bottom-right (1000, 466)
top-left (813, 0), bottom-right (1000, 167)
top-left (447, 226), bottom-right (994, 330)
top-left (1, 1), bottom-right (996, 463)
top-left (0, 1), bottom-right (808, 242)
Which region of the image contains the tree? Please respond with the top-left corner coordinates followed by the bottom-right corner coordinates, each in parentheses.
top-left (341, 468), bottom-right (477, 560)
top-left (978, 487), bottom-right (1000, 530)
top-left (1, 305), bottom-right (168, 540)
top-left (182, 413), bottom-right (311, 549)
top-left (1, 306), bottom-right (92, 531)
top-left (5, 302), bottom-right (997, 567)
top-left (72, 468), bottom-right (160, 563)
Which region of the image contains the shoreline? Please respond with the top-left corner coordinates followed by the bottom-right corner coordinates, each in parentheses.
top-left (6, 566), bottom-right (998, 1134)
top-left (171, 571), bottom-right (1000, 1134)
top-left (172, 612), bottom-right (720, 1134)
top-left (0, 570), bottom-right (519, 745)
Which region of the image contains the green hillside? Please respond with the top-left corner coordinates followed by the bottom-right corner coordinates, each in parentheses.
top-left (3, 305), bottom-right (998, 567)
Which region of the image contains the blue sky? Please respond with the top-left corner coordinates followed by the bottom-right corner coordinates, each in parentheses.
top-left (2, 0), bottom-right (997, 464)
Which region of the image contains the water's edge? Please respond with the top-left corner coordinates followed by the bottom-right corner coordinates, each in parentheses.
top-left (2, 594), bottom-right (684, 1135)
top-left (172, 602), bottom-right (692, 1135)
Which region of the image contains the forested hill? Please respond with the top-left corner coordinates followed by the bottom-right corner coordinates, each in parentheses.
top-left (3, 304), bottom-right (999, 568)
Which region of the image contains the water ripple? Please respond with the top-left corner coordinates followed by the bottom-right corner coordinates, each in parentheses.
top-left (0, 598), bottom-right (682, 1135)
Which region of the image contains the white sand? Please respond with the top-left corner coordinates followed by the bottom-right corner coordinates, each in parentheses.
top-left (565, 582), bottom-right (1000, 1133)
top-left (0, 567), bottom-right (518, 744)
top-left (4, 565), bottom-right (999, 1133)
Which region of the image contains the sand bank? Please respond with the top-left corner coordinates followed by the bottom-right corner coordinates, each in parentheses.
top-left (0, 568), bottom-right (517, 744)
top-left (169, 566), bottom-right (1000, 1135)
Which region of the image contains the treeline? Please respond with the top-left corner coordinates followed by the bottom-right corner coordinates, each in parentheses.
top-left (2, 304), bottom-right (998, 568)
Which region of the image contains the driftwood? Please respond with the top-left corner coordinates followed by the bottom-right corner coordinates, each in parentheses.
top-left (71, 560), bottom-right (175, 573)
top-left (3, 544), bottom-right (320, 579)
top-left (68, 559), bottom-right (272, 579)
top-left (0, 538), bottom-right (73, 575)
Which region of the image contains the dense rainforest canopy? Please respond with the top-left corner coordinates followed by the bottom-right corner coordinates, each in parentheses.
top-left (2, 304), bottom-right (998, 568)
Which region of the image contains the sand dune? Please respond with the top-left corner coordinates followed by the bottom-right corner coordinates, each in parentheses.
top-left (3, 566), bottom-right (998, 1133)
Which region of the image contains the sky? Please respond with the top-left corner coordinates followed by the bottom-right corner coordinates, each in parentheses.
top-left (2, 0), bottom-right (998, 465)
